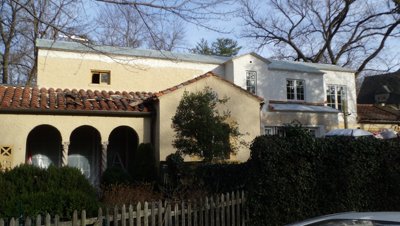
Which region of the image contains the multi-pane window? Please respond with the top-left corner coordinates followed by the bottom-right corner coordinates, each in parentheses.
top-left (264, 126), bottom-right (318, 137)
top-left (91, 71), bottom-right (111, 85)
top-left (246, 71), bottom-right (257, 94)
top-left (326, 85), bottom-right (347, 111)
top-left (286, 79), bottom-right (304, 100)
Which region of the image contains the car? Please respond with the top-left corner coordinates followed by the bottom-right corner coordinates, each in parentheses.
top-left (285, 212), bottom-right (400, 226)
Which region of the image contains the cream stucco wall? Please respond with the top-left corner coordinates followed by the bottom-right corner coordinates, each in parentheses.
top-left (323, 70), bottom-right (358, 128)
top-left (37, 49), bottom-right (224, 92)
top-left (156, 76), bottom-right (262, 162)
top-left (0, 113), bottom-right (151, 167)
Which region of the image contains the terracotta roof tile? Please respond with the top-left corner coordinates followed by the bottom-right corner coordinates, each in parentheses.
top-left (155, 72), bottom-right (264, 102)
top-left (0, 86), bottom-right (154, 113)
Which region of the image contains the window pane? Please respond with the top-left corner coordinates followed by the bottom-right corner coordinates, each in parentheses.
top-left (246, 71), bottom-right (256, 94)
top-left (101, 73), bottom-right (110, 84)
top-left (287, 80), bottom-right (295, 100)
top-left (92, 73), bottom-right (100, 84)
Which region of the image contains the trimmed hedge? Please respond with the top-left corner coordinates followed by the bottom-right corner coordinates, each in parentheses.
top-left (0, 165), bottom-right (99, 219)
top-left (247, 127), bottom-right (400, 226)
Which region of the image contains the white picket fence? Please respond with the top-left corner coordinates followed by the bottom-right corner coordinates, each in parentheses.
top-left (0, 191), bottom-right (247, 226)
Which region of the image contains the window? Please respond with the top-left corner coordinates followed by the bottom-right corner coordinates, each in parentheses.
top-left (326, 85), bottom-right (346, 111)
top-left (246, 71), bottom-right (257, 94)
top-left (91, 71), bottom-right (110, 85)
top-left (264, 126), bottom-right (318, 137)
top-left (287, 79), bottom-right (304, 100)
top-left (0, 146), bottom-right (12, 169)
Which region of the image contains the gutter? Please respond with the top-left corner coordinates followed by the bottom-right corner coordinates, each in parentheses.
top-left (0, 108), bottom-right (153, 118)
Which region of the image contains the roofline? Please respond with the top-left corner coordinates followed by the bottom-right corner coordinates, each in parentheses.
top-left (225, 52), bottom-right (271, 64)
top-left (0, 108), bottom-right (154, 117)
top-left (268, 66), bottom-right (324, 75)
top-left (36, 39), bottom-right (229, 65)
top-left (155, 72), bottom-right (264, 103)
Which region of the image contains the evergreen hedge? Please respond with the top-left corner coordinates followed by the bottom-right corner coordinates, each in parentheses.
top-left (0, 165), bottom-right (99, 219)
top-left (247, 127), bottom-right (400, 226)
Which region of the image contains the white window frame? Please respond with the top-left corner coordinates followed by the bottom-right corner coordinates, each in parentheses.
top-left (326, 84), bottom-right (347, 111)
top-left (286, 79), bottom-right (305, 101)
top-left (246, 71), bottom-right (257, 94)
top-left (91, 71), bottom-right (111, 85)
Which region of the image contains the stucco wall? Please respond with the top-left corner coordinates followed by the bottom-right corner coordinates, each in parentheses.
top-left (156, 76), bottom-right (262, 162)
top-left (37, 49), bottom-right (224, 92)
top-left (227, 55), bottom-right (270, 94)
top-left (323, 70), bottom-right (358, 128)
top-left (0, 114), bottom-right (151, 167)
top-left (262, 111), bottom-right (338, 136)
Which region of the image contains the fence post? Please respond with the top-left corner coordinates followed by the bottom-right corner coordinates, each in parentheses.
top-left (10, 218), bottom-right (15, 226)
top-left (35, 215), bottom-right (41, 226)
top-left (174, 203), bottom-right (179, 226)
top-left (226, 193), bottom-right (230, 226)
top-left (181, 201), bottom-right (186, 226)
top-left (96, 208), bottom-right (103, 226)
top-left (187, 201), bottom-right (192, 226)
top-left (105, 208), bottom-right (111, 226)
top-left (144, 202), bottom-right (149, 226)
top-left (193, 200), bottom-right (197, 226)
top-left (24, 217), bottom-right (31, 226)
top-left (113, 206), bottom-right (119, 226)
top-left (55, 215), bottom-right (60, 226)
top-left (220, 194), bottom-right (225, 226)
top-left (121, 205), bottom-right (126, 226)
top-left (157, 200), bottom-right (162, 226)
top-left (45, 213), bottom-right (51, 226)
top-left (215, 196), bottom-right (220, 226)
top-left (236, 191), bottom-right (240, 226)
top-left (210, 197), bottom-right (215, 226)
top-left (81, 210), bottom-right (86, 226)
top-left (241, 191), bottom-right (246, 226)
top-left (136, 202), bottom-right (142, 226)
top-left (231, 192), bottom-right (236, 226)
top-left (151, 201), bottom-right (156, 226)
top-left (128, 205), bottom-right (134, 226)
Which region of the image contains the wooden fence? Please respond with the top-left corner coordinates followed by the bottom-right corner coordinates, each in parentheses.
top-left (0, 191), bottom-right (247, 226)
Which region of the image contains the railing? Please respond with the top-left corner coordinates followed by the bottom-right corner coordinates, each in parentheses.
top-left (0, 191), bottom-right (247, 226)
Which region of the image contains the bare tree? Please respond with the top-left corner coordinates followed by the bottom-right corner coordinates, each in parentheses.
top-left (0, 0), bottom-right (25, 84)
top-left (95, 0), bottom-right (236, 50)
top-left (239, 0), bottom-right (400, 76)
top-left (0, 0), bottom-right (88, 85)
top-left (94, 4), bottom-right (145, 48)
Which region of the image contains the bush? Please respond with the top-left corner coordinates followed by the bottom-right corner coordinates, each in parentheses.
top-left (132, 143), bottom-right (157, 182)
top-left (101, 167), bottom-right (132, 186)
top-left (101, 183), bottom-right (162, 207)
top-left (0, 165), bottom-right (99, 219)
top-left (246, 127), bottom-right (400, 226)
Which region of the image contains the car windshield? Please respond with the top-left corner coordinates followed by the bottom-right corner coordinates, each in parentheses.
top-left (308, 219), bottom-right (400, 226)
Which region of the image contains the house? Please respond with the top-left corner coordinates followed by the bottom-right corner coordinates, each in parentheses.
top-left (0, 38), bottom-right (356, 183)
top-left (357, 71), bottom-right (400, 133)
top-left (0, 72), bottom-right (262, 184)
top-left (36, 39), bottom-right (357, 137)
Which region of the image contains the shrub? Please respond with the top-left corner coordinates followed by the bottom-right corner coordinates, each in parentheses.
top-left (132, 143), bottom-right (157, 182)
top-left (101, 167), bottom-right (132, 186)
top-left (0, 165), bottom-right (99, 219)
top-left (101, 183), bottom-right (162, 207)
top-left (246, 128), bottom-right (400, 226)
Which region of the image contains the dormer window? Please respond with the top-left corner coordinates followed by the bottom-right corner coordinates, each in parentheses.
top-left (91, 71), bottom-right (110, 85)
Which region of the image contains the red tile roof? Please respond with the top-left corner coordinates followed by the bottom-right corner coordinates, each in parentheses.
top-left (154, 72), bottom-right (264, 102)
top-left (357, 104), bottom-right (400, 123)
top-left (0, 86), bottom-right (154, 113)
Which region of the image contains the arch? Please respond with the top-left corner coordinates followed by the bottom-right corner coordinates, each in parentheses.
top-left (107, 126), bottom-right (139, 177)
top-left (26, 124), bottom-right (62, 168)
top-left (69, 125), bottom-right (101, 184)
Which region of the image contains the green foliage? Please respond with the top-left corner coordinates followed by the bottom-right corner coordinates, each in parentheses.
top-left (165, 152), bottom-right (185, 187)
top-left (191, 38), bottom-right (241, 56)
top-left (0, 165), bottom-right (99, 219)
top-left (247, 127), bottom-right (400, 226)
top-left (194, 162), bottom-right (248, 194)
top-left (132, 143), bottom-right (157, 182)
top-left (101, 167), bottom-right (132, 185)
top-left (172, 87), bottom-right (242, 162)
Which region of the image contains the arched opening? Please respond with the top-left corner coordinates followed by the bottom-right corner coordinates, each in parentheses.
top-left (69, 126), bottom-right (101, 185)
top-left (107, 126), bottom-right (139, 177)
top-left (26, 125), bottom-right (62, 168)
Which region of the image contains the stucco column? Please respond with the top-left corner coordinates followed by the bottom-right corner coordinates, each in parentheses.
top-left (62, 142), bottom-right (69, 166)
top-left (101, 141), bottom-right (109, 173)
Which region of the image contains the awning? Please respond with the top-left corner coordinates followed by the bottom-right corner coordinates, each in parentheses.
top-left (269, 103), bottom-right (339, 113)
